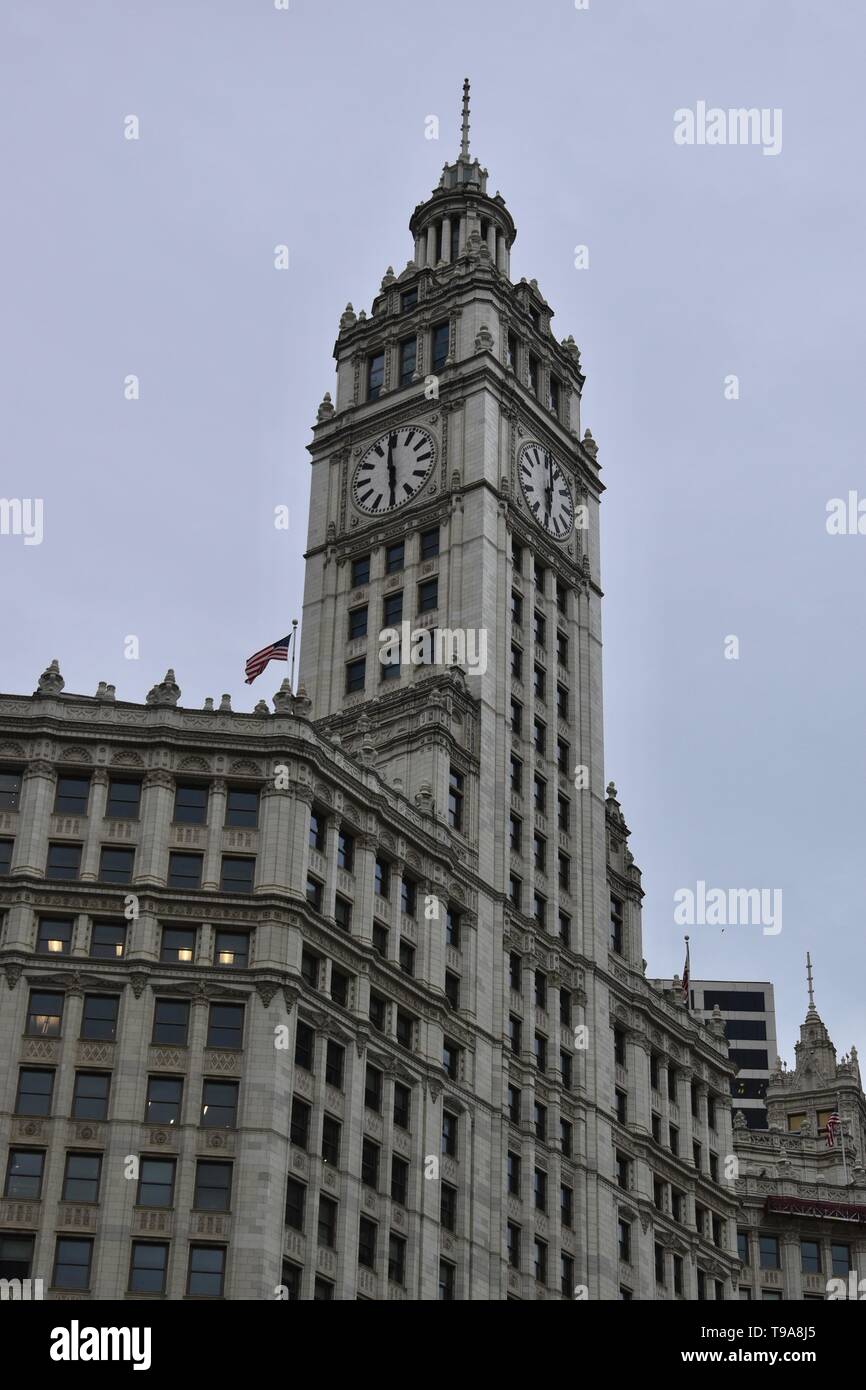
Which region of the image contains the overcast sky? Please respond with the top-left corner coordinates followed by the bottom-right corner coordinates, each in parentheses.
top-left (2, 0), bottom-right (864, 1061)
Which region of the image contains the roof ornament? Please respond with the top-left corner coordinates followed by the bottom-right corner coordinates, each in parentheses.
top-left (806, 950), bottom-right (818, 1016)
top-left (460, 78), bottom-right (471, 160)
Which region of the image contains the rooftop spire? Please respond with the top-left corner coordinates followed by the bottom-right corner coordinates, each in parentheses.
top-left (806, 950), bottom-right (818, 1016)
top-left (459, 78), bottom-right (471, 161)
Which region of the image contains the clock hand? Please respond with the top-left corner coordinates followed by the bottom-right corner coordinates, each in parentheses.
top-left (544, 453), bottom-right (554, 522)
top-left (387, 433), bottom-right (396, 508)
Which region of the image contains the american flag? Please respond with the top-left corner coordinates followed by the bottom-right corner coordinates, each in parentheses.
top-left (826, 1112), bottom-right (841, 1148)
top-left (244, 632), bottom-right (292, 685)
top-left (681, 937), bottom-right (690, 1005)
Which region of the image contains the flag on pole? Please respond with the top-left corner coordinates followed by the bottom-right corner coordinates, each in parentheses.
top-left (826, 1112), bottom-right (841, 1148)
top-left (244, 632), bottom-right (292, 685)
top-left (681, 936), bottom-right (691, 1005)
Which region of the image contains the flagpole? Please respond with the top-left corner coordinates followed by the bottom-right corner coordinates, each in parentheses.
top-left (290, 619), bottom-right (298, 691)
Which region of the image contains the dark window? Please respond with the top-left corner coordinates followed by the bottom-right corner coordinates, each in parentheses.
top-left (701, 990), bottom-right (766, 1013)
top-left (53, 1237), bottom-right (93, 1291)
top-left (439, 1260), bottom-right (456, 1301)
top-left (832, 1244), bottom-right (851, 1276)
top-left (334, 895), bottom-right (352, 932)
top-left (301, 949), bottom-right (319, 988)
top-left (548, 375), bottom-right (561, 415)
top-left (399, 336), bottom-right (417, 386)
top-left (559, 911), bottom-right (571, 947)
top-left (509, 1015), bottom-right (522, 1055)
top-left (369, 992), bottom-right (386, 1032)
top-left (358, 1217), bottom-right (377, 1270)
top-left (534, 720), bottom-right (546, 755)
top-left (167, 852), bottom-right (202, 890)
top-left (440, 1182), bottom-right (457, 1231)
top-left (0, 770), bottom-right (22, 811)
top-left (737, 1230), bottom-right (750, 1265)
top-left (724, 1019), bottom-right (769, 1040)
top-left (557, 738), bottom-right (570, 774)
top-left (616, 1090), bottom-right (628, 1125)
top-left (610, 896), bottom-right (624, 954)
top-left (361, 1139), bottom-right (380, 1189)
top-left (37, 917), bottom-right (73, 955)
top-left (443, 1038), bottom-right (460, 1079)
top-left (534, 1032), bottom-right (548, 1072)
top-left (294, 1021), bottom-right (314, 1069)
top-left (305, 876), bottom-right (323, 912)
top-left (348, 605), bottom-right (368, 641)
top-left (444, 971), bottom-right (460, 1010)
top-left (418, 577), bottom-right (438, 612)
top-left (391, 1155), bottom-right (409, 1205)
top-left (346, 657), bottom-right (366, 693)
top-left (618, 1219), bottom-right (631, 1264)
top-left (534, 833), bottom-right (546, 871)
top-left (445, 907), bottom-right (461, 948)
top-left (0, 1235), bottom-right (34, 1281)
top-left (401, 876), bottom-right (417, 918)
top-left (145, 1075), bottom-right (183, 1125)
top-left (221, 856), bottom-right (254, 893)
top-left (330, 967), bottom-right (350, 1008)
top-left (0, 838), bottom-right (10, 875)
top-left (534, 1101), bottom-right (547, 1141)
top-left (385, 540), bottom-right (405, 575)
top-left (507, 332), bottom-right (518, 372)
top-left (442, 1110), bottom-right (458, 1156)
top-left (207, 1003), bottom-right (244, 1050)
top-left (388, 1233), bottom-right (406, 1285)
top-left (187, 1245), bottom-right (226, 1298)
top-left (534, 1167), bottom-right (548, 1212)
top-left (561, 1118), bottom-right (572, 1156)
top-left (174, 784), bottom-right (208, 824)
top-left (106, 779), bottom-right (141, 819)
top-left (511, 645), bottom-right (523, 679)
top-left (54, 776), bottom-right (90, 816)
top-left (325, 1040), bottom-right (345, 1089)
top-left (15, 1068), bottom-right (54, 1117)
top-left (152, 998), bottom-right (190, 1046)
top-left (534, 774), bottom-right (546, 813)
top-left (161, 926), bottom-right (196, 964)
top-left (46, 843), bottom-right (81, 880)
top-left (448, 768), bottom-right (464, 830)
top-left (394, 1083), bottom-right (411, 1130)
top-left (318, 1197), bottom-right (337, 1248)
top-left (80, 995), bottom-right (118, 1041)
top-left (284, 1179), bottom-right (305, 1231)
top-left (365, 1065), bottom-right (382, 1112)
top-left (321, 1115), bottom-right (341, 1166)
top-left (759, 1235), bottom-right (780, 1270)
top-left (431, 321), bottom-right (449, 371)
top-left (90, 921), bottom-right (126, 959)
top-left (729, 1049), bottom-right (770, 1070)
top-left (534, 609), bottom-right (546, 646)
top-left (71, 1072), bottom-right (110, 1120)
top-left (5, 1150), bottom-right (44, 1199)
top-left (533, 892), bottom-right (547, 929)
top-left (99, 846), bottom-right (134, 883)
top-left (420, 526), bottom-right (440, 559)
top-left (137, 1157), bottom-right (176, 1208)
top-left (534, 1239), bottom-right (548, 1284)
top-left (507, 1223), bottom-right (521, 1269)
top-left (351, 554), bottom-right (370, 587)
top-left (396, 1010), bottom-right (413, 1049)
top-left (200, 1080), bottom-right (238, 1128)
top-left (527, 353), bottom-right (539, 395)
top-left (401, 287), bottom-right (418, 312)
top-left (508, 1085), bottom-right (521, 1124)
top-left (507, 1151), bottom-right (521, 1195)
top-left (367, 351), bottom-right (385, 401)
top-left (374, 856), bottom-right (390, 898)
top-left (399, 939), bottom-right (415, 976)
top-left (509, 874), bottom-right (522, 909)
top-left (511, 590), bottom-right (523, 625)
top-left (556, 685), bottom-right (569, 721)
top-left (800, 1240), bottom-right (821, 1274)
top-left (62, 1153), bottom-right (101, 1203)
top-left (129, 1242), bottom-right (168, 1294)
top-left (214, 929), bottom-right (249, 968)
top-left (28, 989), bottom-right (64, 1036)
top-left (534, 664), bottom-right (546, 700)
top-left (225, 787), bottom-right (259, 827)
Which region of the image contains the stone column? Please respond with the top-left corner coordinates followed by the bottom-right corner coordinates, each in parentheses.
top-left (202, 778), bottom-right (227, 890)
top-left (441, 216), bottom-right (451, 263)
top-left (486, 222), bottom-right (497, 260)
top-left (354, 834), bottom-right (377, 947)
top-left (426, 223), bottom-right (437, 267)
top-left (497, 233), bottom-right (508, 273)
top-left (256, 781), bottom-right (293, 896)
top-left (781, 1231), bottom-right (802, 1299)
top-left (10, 760), bottom-right (56, 876)
top-left (323, 818), bottom-right (340, 920)
top-left (135, 771), bottom-right (174, 886)
top-left (79, 769), bottom-right (108, 882)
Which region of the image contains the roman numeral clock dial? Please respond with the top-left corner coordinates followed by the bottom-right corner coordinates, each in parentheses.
top-left (352, 426), bottom-right (436, 515)
top-left (518, 441), bottom-right (575, 539)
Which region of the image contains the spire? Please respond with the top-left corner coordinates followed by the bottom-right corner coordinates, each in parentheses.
top-left (460, 78), bottom-right (471, 161)
top-left (806, 950), bottom-right (818, 1017)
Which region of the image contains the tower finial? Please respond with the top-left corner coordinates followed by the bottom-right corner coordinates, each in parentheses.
top-left (806, 951), bottom-right (816, 1013)
top-left (460, 78), bottom-right (471, 160)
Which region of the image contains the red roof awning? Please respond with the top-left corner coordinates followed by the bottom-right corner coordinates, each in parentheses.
top-left (766, 1195), bottom-right (866, 1223)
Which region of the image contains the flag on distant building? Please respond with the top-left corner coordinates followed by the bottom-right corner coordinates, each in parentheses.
top-left (681, 936), bottom-right (690, 1005)
top-left (826, 1112), bottom-right (841, 1148)
top-left (245, 632), bottom-right (292, 685)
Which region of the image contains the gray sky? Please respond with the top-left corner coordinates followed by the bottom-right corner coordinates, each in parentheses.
top-left (2, 0), bottom-right (864, 1061)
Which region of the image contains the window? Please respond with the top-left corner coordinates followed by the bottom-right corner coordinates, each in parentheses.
top-left (800, 1240), bottom-right (821, 1274)
top-left (152, 998), bottom-right (190, 1046)
top-left (508, 1016), bottom-right (522, 1055)
top-left (37, 917), bottom-right (73, 955)
top-left (393, 1082), bottom-right (411, 1130)
top-left (400, 875), bottom-right (418, 918)
top-left (346, 657), bottom-right (366, 693)
top-left (106, 778), bottom-right (141, 819)
top-left (61, 1153), bottom-right (101, 1203)
top-left (510, 644), bottom-right (523, 681)
top-left (161, 926), bottom-right (196, 964)
top-left (284, 1179), bottom-right (305, 1231)
top-left (55, 775), bottom-right (90, 815)
top-left (351, 555), bottom-right (371, 590)
top-left (508, 1086), bottom-right (521, 1125)
top-left (129, 1242), bottom-right (168, 1294)
top-left (294, 1021), bottom-right (314, 1070)
top-left (53, 1237), bottom-right (93, 1291)
top-left (46, 843), bottom-right (81, 880)
top-left (557, 738), bottom-right (570, 774)
top-left (507, 1223), bottom-right (521, 1269)
top-left (533, 892), bottom-right (547, 929)
top-left (214, 929), bottom-right (249, 968)
top-left (145, 1076), bottom-right (183, 1126)
top-left (5, 1150), bottom-right (44, 1199)
top-left (507, 1152), bottom-right (521, 1196)
top-left (616, 1090), bottom-right (628, 1125)
top-left (330, 967), bottom-right (350, 1007)
top-left (561, 1252), bottom-right (575, 1298)
top-left (314, 1277), bottom-right (334, 1300)
top-left (431, 321), bottom-right (450, 371)
top-left (367, 351), bottom-right (385, 400)
top-left (98, 846), bottom-right (135, 883)
top-left (672, 1189), bottom-right (685, 1224)
top-left (381, 543), bottom-right (406, 580)
top-left (361, 1139), bottom-right (380, 1189)
top-left (167, 852), bottom-right (202, 890)
top-left (707, 1094), bottom-right (717, 1130)
top-left (321, 1115), bottom-right (341, 1166)
top-left (534, 1033), bottom-right (548, 1072)
top-left (511, 589), bottom-right (523, 625)
top-left (174, 784), bottom-right (208, 825)
top-left (556, 685), bottom-right (569, 721)
top-left (560, 1118), bottom-right (572, 1156)
top-left (301, 949), bottom-right (320, 989)
top-left (616, 1153), bottom-right (629, 1190)
top-left (668, 1066), bottom-right (679, 1103)
top-left (358, 1217), bottom-right (377, 1269)
top-left (221, 856), bottom-right (254, 893)
top-left (534, 664), bottom-right (545, 700)
top-left (509, 756), bottom-right (523, 798)
top-left (831, 1244), bottom-right (850, 1277)
top-left (418, 576), bottom-right (438, 612)
top-left (399, 336), bottom-right (417, 386)
top-left (207, 1003), bottom-right (244, 1050)
top-left (225, 787), bottom-right (258, 828)
top-left (401, 287), bottom-right (418, 312)
top-left (391, 1155), bottom-right (409, 1206)
top-left (365, 1065), bottom-right (382, 1112)
top-left (420, 526), bottom-right (440, 560)
top-left (509, 813), bottom-right (522, 854)
top-left (72, 1072), bottom-right (110, 1120)
top-left (534, 1101), bottom-right (547, 1141)
top-left (369, 992), bottom-right (386, 1032)
top-left (527, 353), bottom-right (539, 395)
top-left (330, 894), bottom-right (351, 933)
top-left (187, 1246), bottom-right (226, 1297)
top-left (442, 1110), bottom-right (458, 1157)
top-left (759, 1235), bottom-right (780, 1270)
top-left (669, 1125), bottom-right (679, 1157)
top-left (534, 833), bottom-right (546, 871)
top-left (559, 911), bottom-right (572, 947)
top-left (81, 995), bottom-right (118, 1041)
top-left (445, 906), bottom-right (461, 948)
top-left (709, 1152), bottom-right (719, 1182)
top-left (15, 1068), bottom-right (54, 1117)
top-left (534, 611), bottom-right (546, 648)
top-left (325, 1040), bottom-right (345, 1089)
top-left (348, 604), bottom-right (369, 643)
top-left (375, 856), bottom-right (391, 898)
top-left (548, 375), bottom-right (561, 415)
top-left (305, 876), bottom-right (323, 912)
top-left (388, 1233), bottom-right (406, 1286)
top-left (0, 1234), bottom-right (34, 1281)
top-left (0, 769), bottom-right (22, 810)
top-left (618, 1218), bottom-right (631, 1264)
top-left (28, 989), bottom-right (63, 1036)
top-left (0, 837), bottom-right (10, 875)
top-left (534, 719), bottom-right (546, 755)
top-left (200, 1080), bottom-right (238, 1129)
top-left (444, 971), bottom-right (460, 1010)
top-left (509, 874), bottom-right (522, 909)
top-left (293, 1095), bottom-right (312, 1150)
top-left (90, 921), bottom-right (126, 959)
top-left (737, 1230), bottom-right (750, 1265)
top-left (396, 1010), bottom-right (414, 1049)
top-left (702, 989), bottom-right (766, 1013)
top-left (510, 699), bottom-right (523, 737)
top-left (137, 1158), bottom-right (176, 1208)
top-left (443, 1038), bottom-right (461, 1079)
top-left (609, 896), bottom-right (624, 954)
top-left (448, 768), bottom-right (464, 830)
top-left (534, 1167), bottom-right (548, 1212)
top-left (534, 1239), bottom-right (548, 1284)
top-left (674, 1255), bottom-right (684, 1296)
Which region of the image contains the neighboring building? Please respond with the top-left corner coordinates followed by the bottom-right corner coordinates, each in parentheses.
top-left (656, 979), bottom-right (778, 1130)
top-left (733, 967), bottom-right (866, 1300)
top-left (0, 86), bottom-right (743, 1300)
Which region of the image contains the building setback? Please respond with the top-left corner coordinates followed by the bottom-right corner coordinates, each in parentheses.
top-left (0, 88), bottom-right (743, 1301)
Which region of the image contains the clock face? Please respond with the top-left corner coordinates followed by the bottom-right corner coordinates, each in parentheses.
top-left (352, 426), bottom-right (436, 515)
top-left (518, 442), bottom-right (575, 540)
